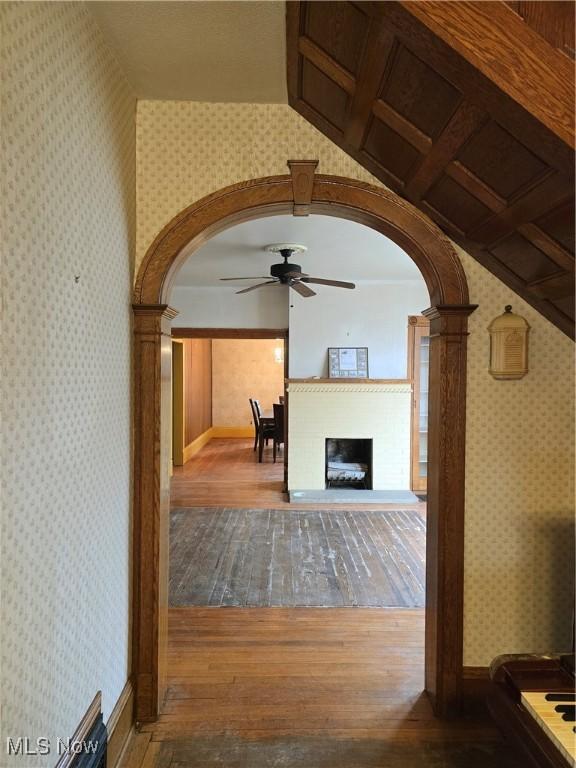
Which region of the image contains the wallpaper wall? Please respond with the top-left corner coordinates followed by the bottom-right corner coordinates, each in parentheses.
top-left (136, 101), bottom-right (574, 665)
top-left (212, 339), bottom-right (285, 427)
top-left (1, 3), bottom-right (135, 763)
top-left (461, 248), bottom-right (574, 662)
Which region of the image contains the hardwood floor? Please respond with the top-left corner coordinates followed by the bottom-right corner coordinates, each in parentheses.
top-left (121, 609), bottom-right (521, 768)
top-left (169, 508), bottom-right (425, 607)
top-left (114, 439), bottom-right (521, 766)
top-left (171, 438), bottom-right (426, 512)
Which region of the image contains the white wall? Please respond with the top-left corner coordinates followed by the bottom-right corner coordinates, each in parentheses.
top-left (171, 285), bottom-right (289, 328)
top-left (289, 281), bottom-right (430, 379)
top-left (1, 3), bottom-right (135, 758)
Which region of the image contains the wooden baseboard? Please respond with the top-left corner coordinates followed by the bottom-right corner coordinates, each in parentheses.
top-left (461, 666), bottom-right (491, 714)
top-left (181, 426), bottom-right (253, 464)
top-left (106, 679), bottom-right (134, 768)
top-left (182, 427), bottom-right (214, 463)
top-left (211, 426), bottom-right (253, 438)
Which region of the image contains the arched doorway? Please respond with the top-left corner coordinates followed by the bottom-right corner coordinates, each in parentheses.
top-left (132, 168), bottom-right (476, 723)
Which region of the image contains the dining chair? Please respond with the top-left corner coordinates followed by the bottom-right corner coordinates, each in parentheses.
top-left (254, 399), bottom-right (275, 462)
top-left (254, 400), bottom-right (267, 443)
top-left (249, 398), bottom-right (259, 451)
top-left (272, 403), bottom-right (285, 463)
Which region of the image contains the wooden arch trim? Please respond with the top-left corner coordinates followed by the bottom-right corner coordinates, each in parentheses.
top-left (132, 169), bottom-right (476, 724)
top-left (134, 174), bottom-right (469, 307)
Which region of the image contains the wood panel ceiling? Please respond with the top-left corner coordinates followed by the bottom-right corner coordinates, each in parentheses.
top-left (287, 1), bottom-right (575, 337)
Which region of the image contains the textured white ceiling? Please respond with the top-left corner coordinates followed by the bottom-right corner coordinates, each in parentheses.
top-left (88, 1), bottom-right (287, 102)
top-left (174, 215), bottom-right (426, 287)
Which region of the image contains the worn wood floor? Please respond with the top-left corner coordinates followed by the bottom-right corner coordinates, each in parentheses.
top-left (171, 438), bottom-right (427, 512)
top-left (169, 507), bottom-right (426, 607)
top-left (120, 440), bottom-right (522, 767)
top-left (121, 609), bottom-right (521, 768)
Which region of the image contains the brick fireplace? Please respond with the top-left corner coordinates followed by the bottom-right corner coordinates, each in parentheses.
top-left (287, 379), bottom-right (412, 498)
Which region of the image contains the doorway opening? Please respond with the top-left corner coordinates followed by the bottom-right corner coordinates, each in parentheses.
top-left (170, 332), bottom-right (287, 509)
top-left (161, 211), bottom-right (430, 761)
top-left (131, 171), bottom-right (475, 725)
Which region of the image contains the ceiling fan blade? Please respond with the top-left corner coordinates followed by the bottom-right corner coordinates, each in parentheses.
top-left (220, 276), bottom-right (270, 281)
top-left (302, 277), bottom-right (356, 289)
top-left (290, 280), bottom-right (316, 298)
top-left (235, 280), bottom-right (279, 294)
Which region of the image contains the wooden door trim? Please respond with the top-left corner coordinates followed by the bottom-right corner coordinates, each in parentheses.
top-left (132, 169), bottom-right (476, 722)
top-left (408, 316), bottom-right (430, 492)
top-left (171, 341), bottom-right (184, 467)
top-left (172, 327), bottom-right (288, 339)
top-left (407, 315), bottom-right (429, 380)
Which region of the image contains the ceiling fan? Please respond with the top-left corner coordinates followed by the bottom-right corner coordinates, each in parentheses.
top-left (219, 244), bottom-right (356, 298)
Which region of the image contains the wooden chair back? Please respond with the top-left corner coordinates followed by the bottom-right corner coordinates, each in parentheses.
top-left (273, 403), bottom-right (284, 442)
top-left (249, 398), bottom-right (260, 451)
top-left (249, 398), bottom-right (260, 426)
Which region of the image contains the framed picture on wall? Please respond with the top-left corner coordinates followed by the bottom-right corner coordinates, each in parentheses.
top-left (328, 347), bottom-right (369, 378)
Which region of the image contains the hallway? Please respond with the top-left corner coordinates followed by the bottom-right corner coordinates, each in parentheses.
top-left (115, 438), bottom-right (522, 767)
top-left (121, 609), bottom-right (521, 768)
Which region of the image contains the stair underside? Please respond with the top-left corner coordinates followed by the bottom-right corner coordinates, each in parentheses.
top-left (287, 1), bottom-right (575, 338)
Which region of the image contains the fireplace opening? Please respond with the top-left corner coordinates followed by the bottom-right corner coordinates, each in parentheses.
top-left (325, 438), bottom-right (373, 489)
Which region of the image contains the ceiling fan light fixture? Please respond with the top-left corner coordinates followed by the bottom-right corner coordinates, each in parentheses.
top-left (221, 242), bottom-right (355, 297)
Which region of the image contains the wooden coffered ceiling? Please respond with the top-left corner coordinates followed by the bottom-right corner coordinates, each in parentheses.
top-left (287, 1), bottom-right (575, 337)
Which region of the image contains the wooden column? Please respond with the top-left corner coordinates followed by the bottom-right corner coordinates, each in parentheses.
top-left (423, 304), bottom-right (477, 718)
top-left (132, 304), bottom-right (178, 723)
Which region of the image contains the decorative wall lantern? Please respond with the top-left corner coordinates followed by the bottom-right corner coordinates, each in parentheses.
top-left (488, 305), bottom-right (530, 380)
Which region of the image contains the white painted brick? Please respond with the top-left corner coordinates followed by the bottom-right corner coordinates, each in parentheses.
top-left (288, 383), bottom-right (411, 491)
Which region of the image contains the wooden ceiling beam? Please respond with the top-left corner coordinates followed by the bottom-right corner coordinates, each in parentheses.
top-left (405, 101), bottom-right (485, 199)
top-left (528, 271), bottom-right (574, 301)
top-left (372, 100), bottom-right (431, 155)
top-left (343, 22), bottom-right (396, 148)
top-left (446, 162), bottom-right (507, 215)
top-left (400, 0), bottom-right (575, 148)
top-left (298, 37), bottom-right (356, 95)
top-left (469, 175), bottom-right (573, 245)
top-left (376, 1), bottom-right (573, 172)
top-left (518, 223), bottom-right (575, 272)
